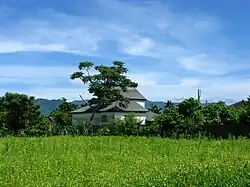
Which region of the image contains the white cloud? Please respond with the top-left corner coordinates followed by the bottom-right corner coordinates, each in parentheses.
top-left (0, 63), bottom-right (250, 103)
top-left (25, 88), bottom-right (91, 101)
top-left (0, 0), bottom-right (250, 102)
top-left (128, 71), bottom-right (166, 86)
top-left (122, 37), bottom-right (155, 56)
top-left (178, 54), bottom-right (230, 75)
top-left (137, 77), bottom-right (250, 103)
top-left (0, 0), bottom-right (222, 61)
top-left (0, 87), bottom-right (90, 101)
top-left (0, 65), bottom-right (76, 78)
top-left (0, 41), bottom-right (67, 54)
top-left (179, 78), bottom-right (200, 87)
top-left (0, 65), bottom-right (79, 88)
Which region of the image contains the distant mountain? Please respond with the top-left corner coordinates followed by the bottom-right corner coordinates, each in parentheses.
top-left (145, 101), bottom-right (180, 109)
top-left (35, 99), bottom-right (63, 116)
top-left (35, 99), bottom-right (169, 116)
top-left (35, 98), bottom-right (223, 116)
top-left (230, 100), bottom-right (245, 108)
top-left (145, 101), bottom-right (166, 109)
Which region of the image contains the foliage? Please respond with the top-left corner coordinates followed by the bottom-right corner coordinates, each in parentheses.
top-left (22, 116), bottom-right (53, 137)
top-left (203, 101), bottom-right (239, 126)
top-left (0, 136), bottom-right (250, 186)
top-left (1, 89), bottom-right (250, 138)
top-left (154, 103), bottom-right (184, 137)
top-left (239, 96), bottom-right (250, 124)
top-left (149, 104), bottom-right (161, 114)
top-left (70, 61), bottom-right (138, 124)
top-left (74, 120), bottom-right (92, 136)
top-left (178, 97), bottom-right (202, 118)
top-left (177, 98), bottom-right (205, 136)
top-left (97, 113), bottom-right (143, 136)
top-left (119, 113), bottom-right (143, 136)
top-left (49, 98), bottom-right (79, 135)
top-left (0, 92), bottom-right (41, 135)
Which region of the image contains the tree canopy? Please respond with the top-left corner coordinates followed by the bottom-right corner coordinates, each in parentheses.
top-left (0, 92), bottom-right (41, 135)
top-left (70, 61), bottom-right (138, 122)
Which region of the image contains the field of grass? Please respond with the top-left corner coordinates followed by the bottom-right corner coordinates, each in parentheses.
top-left (0, 136), bottom-right (250, 186)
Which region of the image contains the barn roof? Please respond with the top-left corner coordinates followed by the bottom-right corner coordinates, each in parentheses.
top-left (70, 100), bottom-right (148, 114)
top-left (120, 87), bottom-right (146, 101)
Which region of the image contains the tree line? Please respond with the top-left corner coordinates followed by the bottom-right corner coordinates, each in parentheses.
top-left (0, 92), bottom-right (250, 138)
top-left (0, 60), bottom-right (249, 138)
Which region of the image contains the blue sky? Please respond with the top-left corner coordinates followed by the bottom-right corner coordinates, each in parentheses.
top-left (0, 0), bottom-right (250, 103)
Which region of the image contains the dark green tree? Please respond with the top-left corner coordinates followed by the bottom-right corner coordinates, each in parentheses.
top-left (149, 104), bottom-right (161, 114)
top-left (202, 101), bottom-right (240, 137)
top-left (164, 100), bottom-right (174, 109)
top-left (0, 92), bottom-right (41, 135)
top-left (203, 101), bottom-right (238, 126)
top-left (154, 104), bottom-right (184, 137)
top-left (23, 115), bottom-right (54, 137)
top-left (178, 98), bottom-right (202, 118)
top-left (70, 61), bottom-right (138, 125)
top-left (0, 110), bottom-right (8, 136)
top-left (49, 98), bottom-right (79, 135)
top-left (178, 98), bottom-right (204, 136)
top-left (239, 96), bottom-right (250, 124)
top-left (237, 96), bottom-right (250, 137)
top-left (97, 113), bottom-right (142, 136)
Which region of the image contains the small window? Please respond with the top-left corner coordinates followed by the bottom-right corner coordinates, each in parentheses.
top-left (101, 115), bottom-right (108, 123)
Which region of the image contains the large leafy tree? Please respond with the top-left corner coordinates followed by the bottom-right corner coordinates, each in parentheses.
top-left (154, 103), bottom-right (184, 137)
top-left (203, 101), bottom-right (238, 126)
top-left (178, 98), bottom-right (204, 135)
top-left (238, 96), bottom-right (250, 126)
top-left (50, 98), bottom-right (79, 135)
top-left (0, 92), bottom-right (41, 135)
top-left (70, 61), bottom-right (138, 123)
top-left (178, 98), bottom-right (202, 118)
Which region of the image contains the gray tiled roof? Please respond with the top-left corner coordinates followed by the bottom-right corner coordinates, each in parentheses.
top-left (121, 87), bottom-right (147, 100)
top-left (70, 100), bottom-right (148, 114)
top-left (70, 87), bottom-right (147, 114)
top-left (100, 101), bottom-right (148, 112)
top-left (70, 105), bottom-right (91, 113)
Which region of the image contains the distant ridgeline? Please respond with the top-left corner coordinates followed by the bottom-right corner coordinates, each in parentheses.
top-left (35, 98), bottom-right (211, 116)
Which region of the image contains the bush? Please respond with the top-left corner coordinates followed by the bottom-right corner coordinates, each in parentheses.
top-left (97, 113), bottom-right (143, 136)
top-left (22, 117), bottom-right (53, 137)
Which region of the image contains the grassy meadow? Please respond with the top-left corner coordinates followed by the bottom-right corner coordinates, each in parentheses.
top-left (0, 136), bottom-right (250, 186)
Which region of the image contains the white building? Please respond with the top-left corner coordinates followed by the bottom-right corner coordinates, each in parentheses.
top-left (70, 87), bottom-right (157, 125)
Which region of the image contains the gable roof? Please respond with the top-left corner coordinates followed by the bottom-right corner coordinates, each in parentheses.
top-left (70, 100), bottom-right (148, 114)
top-left (120, 87), bottom-right (147, 101)
top-left (70, 105), bottom-right (91, 113)
top-left (100, 101), bottom-right (148, 112)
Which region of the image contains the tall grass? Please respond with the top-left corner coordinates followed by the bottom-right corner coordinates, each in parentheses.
top-left (0, 136), bottom-right (249, 186)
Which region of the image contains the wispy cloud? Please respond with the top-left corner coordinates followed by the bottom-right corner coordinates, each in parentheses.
top-left (0, 0), bottom-right (250, 102)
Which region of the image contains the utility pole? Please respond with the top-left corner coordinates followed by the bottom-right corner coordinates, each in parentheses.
top-left (197, 89), bottom-right (201, 103)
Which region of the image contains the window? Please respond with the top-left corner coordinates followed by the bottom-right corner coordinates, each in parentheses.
top-left (101, 115), bottom-right (108, 123)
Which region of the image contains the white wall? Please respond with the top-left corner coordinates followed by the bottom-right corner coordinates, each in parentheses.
top-left (136, 101), bottom-right (146, 108)
top-left (72, 112), bottom-right (115, 126)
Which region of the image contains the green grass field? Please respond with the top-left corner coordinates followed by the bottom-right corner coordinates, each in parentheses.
top-left (0, 136), bottom-right (250, 186)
